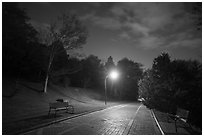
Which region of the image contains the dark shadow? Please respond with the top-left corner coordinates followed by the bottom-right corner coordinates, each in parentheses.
top-left (3, 113), bottom-right (70, 135)
top-left (20, 83), bottom-right (43, 93)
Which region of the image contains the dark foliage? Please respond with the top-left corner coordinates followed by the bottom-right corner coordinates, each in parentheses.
top-left (104, 56), bottom-right (116, 97)
top-left (104, 56), bottom-right (115, 72)
top-left (69, 55), bottom-right (104, 90)
top-left (41, 13), bottom-right (88, 93)
top-left (2, 3), bottom-right (40, 79)
top-left (183, 2), bottom-right (202, 30)
top-left (116, 58), bottom-right (143, 100)
top-left (139, 52), bottom-right (202, 128)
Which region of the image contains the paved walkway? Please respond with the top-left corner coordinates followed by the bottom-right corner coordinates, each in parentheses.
top-left (3, 101), bottom-right (120, 135)
top-left (24, 103), bottom-right (161, 135)
top-left (129, 105), bottom-right (160, 134)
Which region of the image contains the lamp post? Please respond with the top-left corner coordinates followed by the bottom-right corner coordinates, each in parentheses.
top-left (104, 70), bottom-right (119, 105)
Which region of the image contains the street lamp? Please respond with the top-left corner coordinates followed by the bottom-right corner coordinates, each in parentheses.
top-left (104, 70), bottom-right (119, 105)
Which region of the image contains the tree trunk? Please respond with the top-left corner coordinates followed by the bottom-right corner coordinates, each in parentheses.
top-left (44, 73), bottom-right (49, 93)
top-left (43, 43), bottom-right (56, 93)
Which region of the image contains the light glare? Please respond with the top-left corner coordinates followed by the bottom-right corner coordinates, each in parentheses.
top-left (109, 70), bottom-right (119, 80)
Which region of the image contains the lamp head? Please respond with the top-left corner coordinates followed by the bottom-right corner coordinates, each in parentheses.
top-left (109, 70), bottom-right (119, 80)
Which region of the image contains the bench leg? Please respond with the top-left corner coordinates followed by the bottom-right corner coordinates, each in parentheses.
top-left (66, 107), bottom-right (68, 113)
top-left (48, 107), bottom-right (51, 116)
top-left (72, 106), bottom-right (74, 114)
top-left (188, 123), bottom-right (193, 132)
top-left (70, 106), bottom-right (74, 114)
top-left (55, 109), bottom-right (57, 117)
top-left (175, 119), bottom-right (178, 132)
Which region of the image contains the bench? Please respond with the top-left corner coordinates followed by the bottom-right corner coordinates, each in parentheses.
top-left (167, 108), bottom-right (191, 132)
top-left (48, 100), bottom-right (74, 116)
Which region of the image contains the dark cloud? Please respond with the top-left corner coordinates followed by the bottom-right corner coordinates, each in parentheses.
top-left (19, 2), bottom-right (201, 68)
top-left (81, 2), bottom-right (201, 49)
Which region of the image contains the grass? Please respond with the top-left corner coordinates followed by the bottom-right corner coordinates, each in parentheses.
top-left (2, 79), bottom-right (120, 134)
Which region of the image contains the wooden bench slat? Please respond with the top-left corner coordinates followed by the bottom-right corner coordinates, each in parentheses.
top-left (176, 108), bottom-right (189, 119)
top-left (167, 107), bottom-right (191, 132)
top-left (49, 102), bottom-right (68, 108)
top-left (48, 101), bottom-right (74, 116)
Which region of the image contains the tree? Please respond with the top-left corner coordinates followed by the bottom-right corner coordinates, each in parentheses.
top-left (3, 3), bottom-right (38, 77)
top-left (138, 69), bottom-right (155, 107)
top-left (139, 52), bottom-right (202, 128)
top-left (139, 53), bottom-right (172, 110)
top-left (117, 58), bottom-right (143, 100)
top-left (81, 55), bottom-right (102, 88)
top-left (40, 13), bottom-right (88, 93)
top-left (67, 55), bottom-right (104, 89)
top-left (152, 52), bottom-right (175, 110)
top-left (2, 3), bottom-right (46, 97)
top-left (183, 2), bottom-right (202, 30)
top-left (104, 56), bottom-right (115, 72)
top-left (104, 56), bottom-right (116, 97)
top-left (152, 52), bottom-right (171, 79)
top-left (170, 60), bottom-right (202, 127)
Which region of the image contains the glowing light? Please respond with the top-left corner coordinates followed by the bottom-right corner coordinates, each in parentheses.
top-left (109, 70), bottom-right (119, 80)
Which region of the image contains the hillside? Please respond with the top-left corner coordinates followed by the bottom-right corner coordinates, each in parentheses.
top-left (2, 79), bottom-right (118, 134)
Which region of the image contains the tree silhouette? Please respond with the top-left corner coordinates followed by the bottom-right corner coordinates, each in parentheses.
top-left (3, 3), bottom-right (38, 77)
top-left (104, 56), bottom-right (116, 97)
top-left (2, 3), bottom-right (41, 97)
top-left (139, 52), bottom-right (202, 128)
top-left (105, 56), bottom-right (115, 72)
top-left (40, 13), bottom-right (88, 93)
top-left (117, 58), bottom-right (143, 99)
top-left (183, 2), bottom-right (202, 30)
top-left (81, 55), bottom-right (102, 88)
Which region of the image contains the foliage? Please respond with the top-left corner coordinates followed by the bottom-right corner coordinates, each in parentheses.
top-left (69, 55), bottom-right (104, 89)
top-left (40, 13), bottom-right (88, 92)
top-left (183, 2), bottom-right (202, 30)
top-left (3, 3), bottom-right (38, 45)
top-left (2, 3), bottom-right (88, 93)
top-left (116, 58), bottom-right (143, 100)
top-left (37, 14), bottom-right (88, 51)
top-left (59, 14), bottom-right (88, 51)
top-left (139, 52), bottom-right (202, 128)
top-left (104, 56), bottom-right (115, 73)
top-left (81, 55), bottom-right (103, 88)
top-left (2, 3), bottom-right (39, 78)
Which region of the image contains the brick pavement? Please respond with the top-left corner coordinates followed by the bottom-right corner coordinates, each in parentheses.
top-left (24, 103), bottom-right (161, 135)
top-left (129, 105), bottom-right (161, 135)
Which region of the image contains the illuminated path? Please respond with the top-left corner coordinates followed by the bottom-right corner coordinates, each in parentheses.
top-left (24, 103), bottom-right (161, 135)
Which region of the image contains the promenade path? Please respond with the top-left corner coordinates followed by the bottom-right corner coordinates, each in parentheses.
top-left (25, 103), bottom-right (161, 135)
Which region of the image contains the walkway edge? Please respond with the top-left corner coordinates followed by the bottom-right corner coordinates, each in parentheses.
top-left (122, 104), bottom-right (142, 135)
top-left (150, 109), bottom-right (165, 135)
top-left (20, 104), bottom-right (126, 135)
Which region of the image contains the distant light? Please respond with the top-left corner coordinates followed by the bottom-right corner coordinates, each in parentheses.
top-left (109, 70), bottom-right (119, 80)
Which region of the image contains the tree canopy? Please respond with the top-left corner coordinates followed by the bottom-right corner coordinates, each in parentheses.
top-left (3, 3), bottom-right (38, 77)
top-left (116, 58), bottom-right (143, 100)
top-left (139, 52), bottom-right (202, 128)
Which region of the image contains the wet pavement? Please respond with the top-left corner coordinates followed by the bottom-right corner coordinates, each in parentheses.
top-left (24, 103), bottom-right (161, 135)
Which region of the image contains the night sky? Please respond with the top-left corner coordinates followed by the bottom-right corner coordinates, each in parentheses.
top-left (19, 2), bottom-right (202, 68)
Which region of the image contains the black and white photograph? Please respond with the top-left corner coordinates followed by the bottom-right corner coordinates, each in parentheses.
top-left (2, 1), bottom-right (202, 135)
